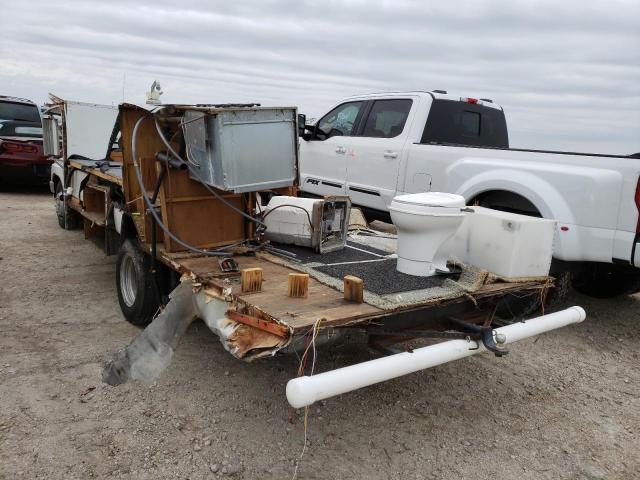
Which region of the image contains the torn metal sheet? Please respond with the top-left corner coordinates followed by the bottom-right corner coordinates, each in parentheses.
top-left (103, 280), bottom-right (290, 385)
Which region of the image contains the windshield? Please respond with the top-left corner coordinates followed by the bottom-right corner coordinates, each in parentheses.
top-left (0, 102), bottom-right (41, 124)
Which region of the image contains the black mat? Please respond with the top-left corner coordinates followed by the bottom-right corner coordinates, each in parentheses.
top-left (271, 241), bottom-right (388, 265)
top-left (314, 259), bottom-right (460, 295)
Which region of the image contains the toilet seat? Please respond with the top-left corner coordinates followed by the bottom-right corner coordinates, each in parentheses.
top-left (390, 192), bottom-right (466, 216)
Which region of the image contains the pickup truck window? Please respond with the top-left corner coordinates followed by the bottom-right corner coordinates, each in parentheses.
top-left (317, 101), bottom-right (363, 138)
top-left (361, 99), bottom-right (412, 138)
top-left (0, 102), bottom-right (41, 124)
top-left (420, 99), bottom-right (509, 148)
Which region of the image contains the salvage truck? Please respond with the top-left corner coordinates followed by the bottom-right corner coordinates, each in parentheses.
top-left (45, 96), bottom-right (585, 408)
top-left (299, 91), bottom-right (640, 302)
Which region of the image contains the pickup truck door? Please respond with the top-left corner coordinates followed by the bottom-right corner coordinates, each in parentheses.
top-left (298, 101), bottom-right (365, 197)
top-left (342, 98), bottom-right (415, 210)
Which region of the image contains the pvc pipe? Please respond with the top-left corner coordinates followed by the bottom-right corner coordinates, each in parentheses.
top-left (286, 306), bottom-right (586, 408)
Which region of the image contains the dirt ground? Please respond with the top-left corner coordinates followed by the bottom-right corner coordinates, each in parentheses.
top-left (1, 187), bottom-right (639, 480)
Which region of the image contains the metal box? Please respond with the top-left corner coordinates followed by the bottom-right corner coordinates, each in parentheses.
top-left (183, 107), bottom-right (298, 193)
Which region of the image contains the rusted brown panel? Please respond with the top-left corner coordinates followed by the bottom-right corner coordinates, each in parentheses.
top-left (228, 324), bottom-right (285, 359)
top-left (226, 309), bottom-right (289, 338)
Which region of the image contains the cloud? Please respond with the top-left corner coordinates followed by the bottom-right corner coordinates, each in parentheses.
top-left (1, 0), bottom-right (638, 153)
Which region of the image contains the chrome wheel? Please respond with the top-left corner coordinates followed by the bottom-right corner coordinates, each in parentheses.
top-left (120, 254), bottom-right (138, 307)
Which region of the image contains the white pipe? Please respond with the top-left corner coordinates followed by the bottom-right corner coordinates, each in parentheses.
top-left (286, 306), bottom-right (586, 408)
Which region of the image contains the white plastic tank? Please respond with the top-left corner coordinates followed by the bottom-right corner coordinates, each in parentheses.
top-left (446, 206), bottom-right (556, 278)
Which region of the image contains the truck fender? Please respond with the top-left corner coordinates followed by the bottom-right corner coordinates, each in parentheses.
top-left (454, 168), bottom-right (576, 224)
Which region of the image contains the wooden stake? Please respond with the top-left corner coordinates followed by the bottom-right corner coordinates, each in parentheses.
top-left (343, 275), bottom-right (364, 304)
top-left (288, 273), bottom-right (309, 298)
top-left (241, 268), bottom-right (263, 293)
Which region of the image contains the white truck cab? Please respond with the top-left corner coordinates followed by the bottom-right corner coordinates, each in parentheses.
top-left (300, 91), bottom-right (640, 298)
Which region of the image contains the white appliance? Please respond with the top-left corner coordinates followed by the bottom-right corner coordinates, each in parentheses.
top-left (389, 192), bottom-right (466, 276)
top-left (446, 206), bottom-right (556, 278)
top-left (263, 195), bottom-right (351, 253)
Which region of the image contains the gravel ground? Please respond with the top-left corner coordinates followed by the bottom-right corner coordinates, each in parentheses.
top-left (1, 187), bottom-right (639, 480)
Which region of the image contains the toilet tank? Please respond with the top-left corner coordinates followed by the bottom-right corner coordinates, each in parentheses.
top-left (446, 206), bottom-right (556, 278)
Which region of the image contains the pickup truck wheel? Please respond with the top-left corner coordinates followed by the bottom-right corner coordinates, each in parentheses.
top-left (116, 239), bottom-right (160, 326)
top-left (55, 183), bottom-right (81, 230)
top-left (572, 264), bottom-right (640, 298)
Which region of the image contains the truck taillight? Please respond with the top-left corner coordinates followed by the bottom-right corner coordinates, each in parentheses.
top-left (2, 142), bottom-right (36, 154)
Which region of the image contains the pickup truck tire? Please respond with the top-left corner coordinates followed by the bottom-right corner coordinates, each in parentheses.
top-left (116, 239), bottom-right (160, 326)
top-left (572, 264), bottom-right (640, 298)
top-left (55, 183), bottom-right (81, 230)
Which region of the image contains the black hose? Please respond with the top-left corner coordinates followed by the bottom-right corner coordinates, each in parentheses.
top-left (131, 114), bottom-right (231, 257)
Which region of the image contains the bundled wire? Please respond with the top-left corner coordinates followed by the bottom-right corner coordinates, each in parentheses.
top-left (291, 319), bottom-right (322, 480)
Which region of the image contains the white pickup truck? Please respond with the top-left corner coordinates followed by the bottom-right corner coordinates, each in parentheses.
top-left (299, 91), bottom-right (640, 298)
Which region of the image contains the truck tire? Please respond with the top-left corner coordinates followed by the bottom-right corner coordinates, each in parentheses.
top-left (116, 239), bottom-right (161, 326)
top-left (572, 264), bottom-right (640, 298)
top-left (55, 183), bottom-right (81, 230)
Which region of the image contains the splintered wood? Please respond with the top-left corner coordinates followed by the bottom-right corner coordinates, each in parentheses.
top-left (288, 273), bottom-right (309, 298)
top-left (241, 268), bottom-right (263, 293)
top-left (344, 275), bottom-right (364, 304)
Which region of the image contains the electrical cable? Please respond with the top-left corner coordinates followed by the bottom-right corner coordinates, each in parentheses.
top-left (131, 114), bottom-right (232, 257)
top-left (153, 114), bottom-right (267, 229)
top-left (261, 203), bottom-right (315, 232)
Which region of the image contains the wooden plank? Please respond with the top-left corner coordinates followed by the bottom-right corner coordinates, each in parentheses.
top-left (68, 160), bottom-right (123, 186)
top-left (157, 153), bottom-right (247, 253)
top-left (120, 107), bottom-right (165, 242)
top-left (226, 310), bottom-right (288, 338)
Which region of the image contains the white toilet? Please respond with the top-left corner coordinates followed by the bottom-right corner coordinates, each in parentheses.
top-left (389, 192), bottom-right (467, 277)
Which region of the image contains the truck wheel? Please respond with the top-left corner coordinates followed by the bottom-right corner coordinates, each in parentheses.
top-left (55, 183), bottom-right (81, 230)
top-left (116, 239), bottom-right (161, 326)
top-left (572, 264), bottom-right (640, 298)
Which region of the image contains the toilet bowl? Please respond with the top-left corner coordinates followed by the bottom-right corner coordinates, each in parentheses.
top-left (389, 192), bottom-right (466, 277)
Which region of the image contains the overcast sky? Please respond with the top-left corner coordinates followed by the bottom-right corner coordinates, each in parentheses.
top-left (2, 0), bottom-right (638, 154)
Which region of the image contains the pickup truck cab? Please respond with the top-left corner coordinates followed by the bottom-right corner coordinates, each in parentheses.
top-left (299, 91), bottom-right (640, 297)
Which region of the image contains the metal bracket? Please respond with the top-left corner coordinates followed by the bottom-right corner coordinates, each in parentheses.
top-left (448, 317), bottom-right (509, 357)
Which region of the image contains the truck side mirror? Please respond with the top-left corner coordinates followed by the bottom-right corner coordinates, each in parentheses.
top-left (297, 114), bottom-right (306, 138)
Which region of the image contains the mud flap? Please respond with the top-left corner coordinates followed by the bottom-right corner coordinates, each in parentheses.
top-left (102, 281), bottom-right (196, 385)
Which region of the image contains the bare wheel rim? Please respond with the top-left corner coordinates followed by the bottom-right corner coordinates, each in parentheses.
top-left (120, 255), bottom-right (138, 307)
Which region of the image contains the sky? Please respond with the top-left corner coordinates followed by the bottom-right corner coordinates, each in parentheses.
top-left (1, 0), bottom-right (639, 154)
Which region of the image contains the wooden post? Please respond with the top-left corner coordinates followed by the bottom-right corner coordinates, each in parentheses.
top-left (288, 273), bottom-right (309, 298)
top-left (241, 268), bottom-right (263, 293)
top-left (344, 275), bottom-right (364, 304)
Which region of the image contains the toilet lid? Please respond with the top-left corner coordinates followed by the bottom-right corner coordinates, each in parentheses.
top-left (392, 192), bottom-right (465, 208)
